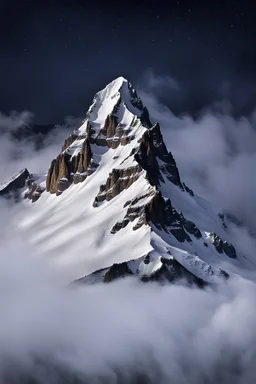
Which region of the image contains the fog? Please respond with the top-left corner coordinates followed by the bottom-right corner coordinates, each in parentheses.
top-left (1, 200), bottom-right (256, 383)
top-left (0, 112), bottom-right (80, 182)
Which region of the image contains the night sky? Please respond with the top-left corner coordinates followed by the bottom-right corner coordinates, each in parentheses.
top-left (0, 0), bottom-right (255, 123)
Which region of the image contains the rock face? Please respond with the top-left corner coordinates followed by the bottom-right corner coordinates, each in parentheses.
top-left (24, 177), bottom-right (45, 202)
top-left (61, 134), bottom-right (79, 152)
top-left (104, 262), bottom-right (133, 282)
top-left (209, 232), bottom-right (237, 259)
top-left (46, 138), bottom-right (94, 194)
top-left (135, 123), bottom-right (183, 188)
top-left (93, 165), bottom-right (141, 206)
top-left (0, 168), bottom-right (30, 197)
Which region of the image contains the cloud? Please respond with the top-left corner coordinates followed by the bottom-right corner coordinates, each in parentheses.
top-left (140, 70), bottom-right (180, 93)
top-left (0, 111), bottom-right (82, 182)
top-left (0, 110), bottom-right (34, 133)
top-left (1, 199), bottom-right (256, 383)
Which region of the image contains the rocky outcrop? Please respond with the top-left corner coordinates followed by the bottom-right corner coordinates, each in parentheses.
top-left (140, 106), bottom-right (152, 128)
top-left (76, 139), bottom-right (93, 172)
top-left (183, 182), bottom-right (194, 196)
top-left (78, 256), bottom-right (208, 287)
top-left (46, 138), bottom-right (95, 195)
top-left (135, 123), bottom-right (183, 188)
top-left (209, 232), bottom-right (237, 259)
top-left (104, 262), bottom-right (133, 282)
top-left (93, 165), bottom-right (141, 206)
top-left (0, 168), bottom-right (30, 197)
top-left (142, 257), bottom-right (206, 287)
top-left (24, 177), bottom-right (45, 202)
top-left (101, 114), bottom-right (118, 138)
top-left (144, 191), bottom-right (192, 242)
top-left (46, 154), bottom-right (70, 194)
top-left (128, 81), bottom-right (144, 111)
top-left (110, 187), bottom-right (202, 244)
top-left (61, 134), bottom-right (79, 152)
top-left (94, 113), bottom-right (134, 149)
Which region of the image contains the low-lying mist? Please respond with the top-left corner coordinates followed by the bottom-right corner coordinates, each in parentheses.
top-left (0, 201), bottom-right (255, 384)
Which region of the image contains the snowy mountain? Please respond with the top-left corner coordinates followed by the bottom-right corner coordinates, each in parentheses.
top-left (1, 77), bottom-right (247, 285)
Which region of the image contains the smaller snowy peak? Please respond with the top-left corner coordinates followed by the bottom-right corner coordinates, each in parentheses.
top-left (0, 168), bottom-right (45, 203)
top-left (0, 168), bottom-right (30, 196)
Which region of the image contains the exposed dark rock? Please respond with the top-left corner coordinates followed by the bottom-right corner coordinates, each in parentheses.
top-left (123, 200), bottom-right (131, 208)
top-left (140, 106), bottom-right (152, 128)
top-left (93, 166), bottom-right (141, 205)
top-left (223, 241), bottom-right (237, 259)
top-left (183, 182), bottom-right (194, 196)
top-left (104, 262), bottom-right (133, 282)
top-left (209, 232), bottom-right (237, 259)
top-left (110, 138), bottom-right (120, 149)
top-left (148, 257), bottom-right (206, 287)
top-left (144, 191), bottom-right (191, 242)
top-left (77, 255), bottom-right (229, 287)
top-left (46, 138), bottom-right (94, 195)
top-left (46, 154), bottom-right (70, 194)
top-left (61, 134), bottom-right (78, 152)
top-left (73, 173), bottom-right (87, 184)
top-left (180, 214), bottom-right (202, 239)
top-left (57, 178), bottom-right (71, 195)
top-left (143, 253), bottom-right (151, 264)
top-left (24, 179), bottom-right (45, 203)
top-left (76, 139), bottom-right (93, 173)
top-left (132, 216), bottom-right (145, 230)
top-left (100, 257), bottom-right (207, 287)
top-left (135, 123), bottom-right (183, 188)
top-left (120, 136), bottom-right (131, 146)
top-left (128, 81), bottom-right (144, 111)
top-left (93, 136), bottom-right (107, 147)
top-left (110, 218), bottom-right (130, 234)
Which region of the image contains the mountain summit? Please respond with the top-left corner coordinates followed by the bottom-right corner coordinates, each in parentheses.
top-left (3, 77), bottom-right (241, 284)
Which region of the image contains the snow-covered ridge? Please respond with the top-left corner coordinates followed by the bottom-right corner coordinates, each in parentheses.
top-left (0, 168), bottom-right (30, 195)
top-left (3, 76), bottom-right (248, 285)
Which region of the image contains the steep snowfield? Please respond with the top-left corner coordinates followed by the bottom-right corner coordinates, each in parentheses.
top-left (13, 77), bottom-right (249, 283)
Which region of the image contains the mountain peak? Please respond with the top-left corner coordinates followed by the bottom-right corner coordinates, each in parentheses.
top-left (9, 76), bottom-right (241, 286)
top-left (81, 76), bottom-right (145, 130)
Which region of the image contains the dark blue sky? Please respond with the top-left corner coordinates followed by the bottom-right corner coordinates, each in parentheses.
top-left (0, 0), bottom-right (255, 123)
